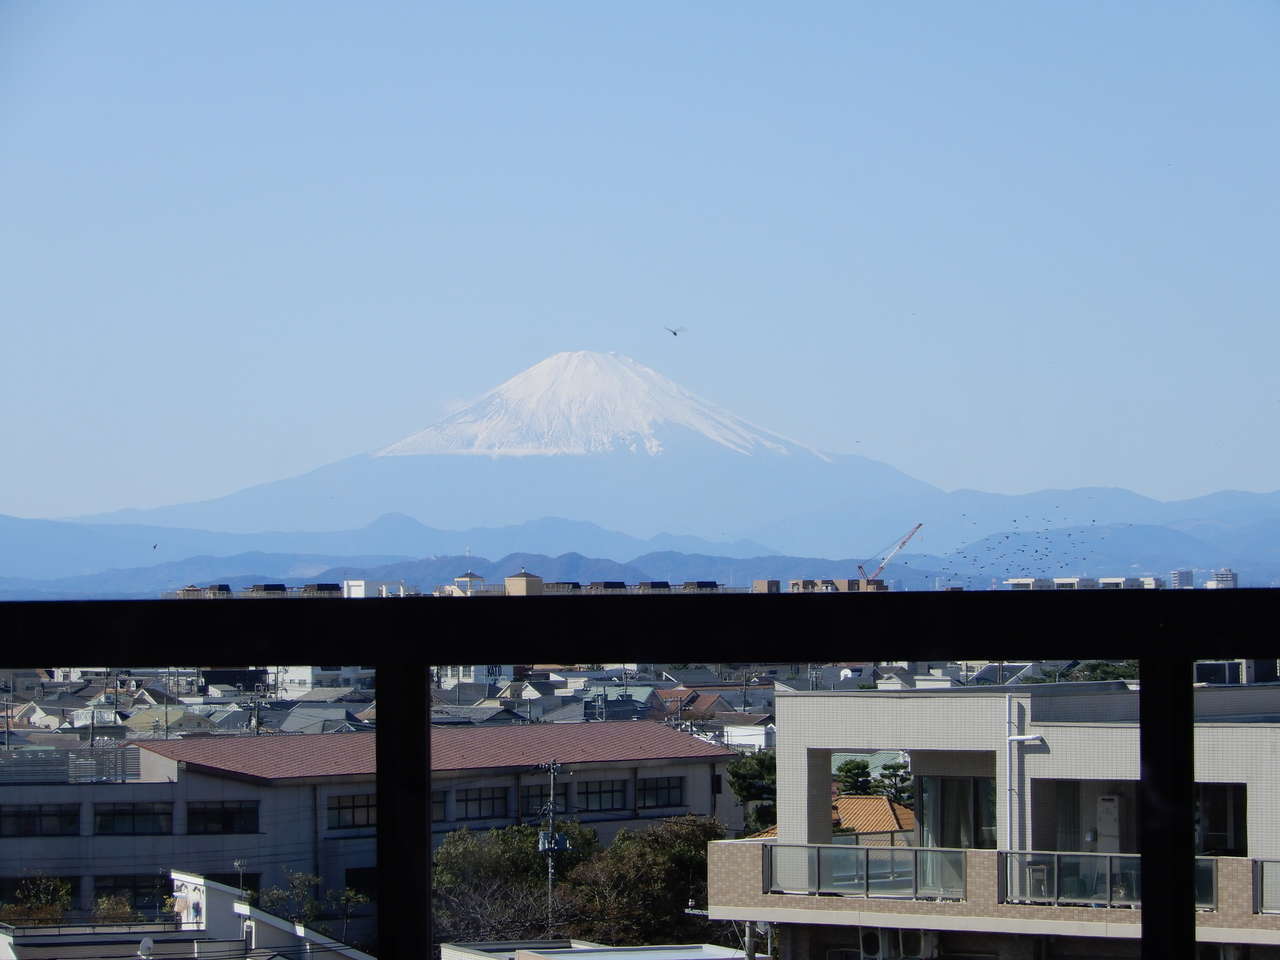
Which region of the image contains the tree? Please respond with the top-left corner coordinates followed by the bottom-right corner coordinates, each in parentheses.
top-left (92, 894), bottom-right (137, 923)
top-left (0, 874), bottom-right (72, 925)
top-left (432, 821), bottom-right (599, 943)
top-left (835, 758), bottom-right (874, 795)
top-left (566, 816), bottom-right (725, 945)
top-left (727, 749), bottom-right (775, 833)
top-left (257, 869), bottom-right (325, 925)
top-left (326, 887), bottom-right (371, 944)
top-left (873, 761), bottom-right (914, 809)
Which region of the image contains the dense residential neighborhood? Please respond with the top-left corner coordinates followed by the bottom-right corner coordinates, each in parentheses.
top-left (3, 659), bottom-right (1280, 959)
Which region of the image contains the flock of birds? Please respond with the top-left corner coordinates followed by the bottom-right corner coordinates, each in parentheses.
top-left (908, 504), bottom-right (1136, 588)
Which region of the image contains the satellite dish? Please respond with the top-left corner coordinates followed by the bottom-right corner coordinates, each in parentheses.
top-left (839, 669), bottom-right (853, 681)
top-left (137, 936), bottom-right (155, 958)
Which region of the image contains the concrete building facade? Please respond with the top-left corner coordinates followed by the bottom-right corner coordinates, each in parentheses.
top-left (707, 683), bottom-right (1280, 959)
top-left (0, 733), bottom-right (376, 914)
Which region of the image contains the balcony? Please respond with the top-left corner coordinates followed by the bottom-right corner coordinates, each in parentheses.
top-left (1002, 851), bottom-right (1217, 910)
top-left (709, 840), bottom-right (1280, 944)
top-left (766, 843), bottom-right (965, 901)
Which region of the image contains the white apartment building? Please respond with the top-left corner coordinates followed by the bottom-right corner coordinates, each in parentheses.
top-left (432, 664), bottom-right (517, 690)
top-left (708, 683), bottom-right (1280, 959)
top-left (273, 665), bottom-right (377, 697)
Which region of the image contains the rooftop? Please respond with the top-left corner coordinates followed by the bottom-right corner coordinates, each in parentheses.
top-left (431, 720), bottom-right (735, 771)
top-left (138, 731), bottom-right (376, 782)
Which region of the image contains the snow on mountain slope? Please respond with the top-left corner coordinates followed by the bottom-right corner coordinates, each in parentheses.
top-left (377, 350), bottom-right (828, 459)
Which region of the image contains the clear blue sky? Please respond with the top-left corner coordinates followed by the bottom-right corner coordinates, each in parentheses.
top-left (2, 2), bottom-right (1276, 518)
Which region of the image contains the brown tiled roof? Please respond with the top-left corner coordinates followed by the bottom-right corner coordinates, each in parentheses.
top-left (833, 795), bottom-right (917, 833)
top-left (431, 720), bottom-right (735, 771)
top-left (744, 797), bottom-right (915, 840)
top-left (655, 689), bottom-right (693, 701)
top-left (138, 732), bottom-right (376, 782)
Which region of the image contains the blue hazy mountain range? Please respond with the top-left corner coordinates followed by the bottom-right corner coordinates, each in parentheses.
top-left (10, 351), bottom-right (1280, 592)
top-left (0, 512), bottom-right (774, 581)
top-left (3, 522), bottom-right (1278, 600)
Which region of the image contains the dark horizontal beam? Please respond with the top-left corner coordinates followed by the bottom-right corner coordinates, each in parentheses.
top-left (1, 588), bottom-right (1272, 665)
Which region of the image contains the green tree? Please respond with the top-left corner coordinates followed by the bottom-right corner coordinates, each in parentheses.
top-left (257, 869), bottom-right (325, 925)
top-left (726, 749), bottom-right (775, 833)
top-left (432, 821), bottom-right (599, 943)
top-left (92, 894), bottom-right (137, 924)
top-left (0, 874), bottom-right (73, 925)
top-left (835, 758), bottom-right (874, 795)
top-left (326, 887), bottom-right (371, 944)
top-left (872, 761), bottom-right (913, 809)
top-left (566, 815), bottom-right (725, 945)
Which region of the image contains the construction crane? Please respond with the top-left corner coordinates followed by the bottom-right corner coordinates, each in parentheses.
top-left (858, 523), bottom-right (924, 581)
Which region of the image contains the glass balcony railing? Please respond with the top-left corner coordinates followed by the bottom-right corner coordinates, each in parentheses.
top-left (767, 843), bottom-right (966, 900)
top-left (1002, 851), bottom-right (1217, 910)
top-left (1255, 860), bottom-right (1280, 913)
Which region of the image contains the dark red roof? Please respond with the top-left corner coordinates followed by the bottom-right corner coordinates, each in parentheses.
top-left (138, 731), bottom-right (376, 781)
top-left (136, 721), bottom-right (733, 781)
top-left (431, 720), bottom-right (735, 771)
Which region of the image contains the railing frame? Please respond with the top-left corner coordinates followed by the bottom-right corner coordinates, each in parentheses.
top-left (1000, 850), bottom-right (1217, 910)
top-left (767, 842), bottom-right (967, 901)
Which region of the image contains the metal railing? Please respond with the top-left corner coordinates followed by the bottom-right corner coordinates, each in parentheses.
top-left (1002, 851), bottom-right (1217, 910)
top-left (767, 842), bottom-right (966, 900)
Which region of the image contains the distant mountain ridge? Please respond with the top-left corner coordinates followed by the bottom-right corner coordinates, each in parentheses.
top-left (29, 349), bottom-right (1280, 579)
top-left (3, 521), bottom-right (1277, 601)
top-left (0, 512), bottom-right (774, 581)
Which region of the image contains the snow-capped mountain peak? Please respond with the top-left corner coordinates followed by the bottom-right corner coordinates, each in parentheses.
top-left (376, 350), bottom-right (826, 459)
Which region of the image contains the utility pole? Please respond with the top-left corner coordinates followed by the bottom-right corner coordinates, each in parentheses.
top-left (537, 760), bottom-right (568, 935)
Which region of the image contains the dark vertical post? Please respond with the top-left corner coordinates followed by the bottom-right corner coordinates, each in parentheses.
top-left (1139, 654), bottom-right (1194, 958)
top-left (376, 664), bottom-right (429, 958)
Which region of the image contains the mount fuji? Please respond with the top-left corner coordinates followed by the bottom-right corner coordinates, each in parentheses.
top-left (82, 350), bottom-right (940, 548)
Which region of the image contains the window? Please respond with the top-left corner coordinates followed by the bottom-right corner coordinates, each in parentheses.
top-left (579, 779), bottom-right (627, 812)
top-left (520, 783), bottom-right (567, 817)
top-left (431, 791), bottom-right (446, 822)
top-left (94, 874), bottom-right (169, 911)
top-left (345, 866), bottom-right (378, 901)
top-left (328, 794), bottom-right (377, 829)
top-left (637, 776), bottom-right (684, 808)
top-left (1196, 783), bottom-right (1247, 857)
top-left (0, 803), bottom-right (80, 837)
top-left (187, 800), bottom-right (258, 834)
top-left (93, 802), bottom-right (173, 835)
top-left (918, 777), bottom-right (995, 849)
top-left (457, 787), bottom-right (508, 820)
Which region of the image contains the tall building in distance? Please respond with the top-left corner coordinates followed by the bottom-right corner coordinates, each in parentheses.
top-left (1171, 569), bottom-right (1196, 589)
top-left (1207, 568), bottom-right (1239, 590)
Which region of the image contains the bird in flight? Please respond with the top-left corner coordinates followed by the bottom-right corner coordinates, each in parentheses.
top-left (664, 326), bottom-right (687, 336)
